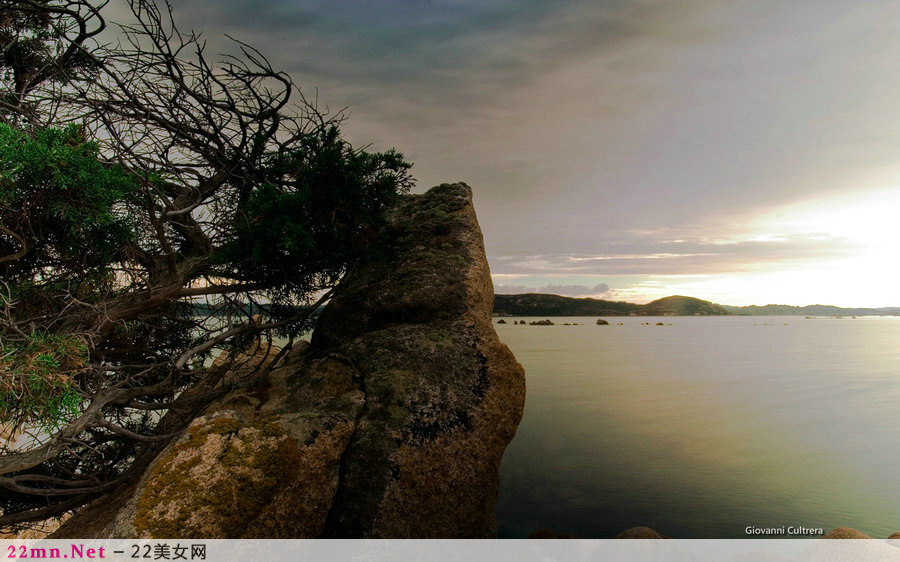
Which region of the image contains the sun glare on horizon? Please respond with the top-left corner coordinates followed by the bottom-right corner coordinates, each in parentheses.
top-left (728, 187), bottom-right (900, 307)
top-left (492, 187), bottom-right (900, 308)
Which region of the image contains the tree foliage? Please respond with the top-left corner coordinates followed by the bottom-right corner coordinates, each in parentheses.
top-left (0, 0), bottom-right (104, 124)
top-left (0, 123), bottom-right (136, 278)
top-left (0, 0), bottom-right (413, 529)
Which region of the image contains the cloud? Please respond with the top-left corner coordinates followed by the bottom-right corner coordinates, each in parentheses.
top-left (153, 0), bottom-right (718, 148)
top-left (488, 230), bottom-right (856, 277)
top-left (100, 1), bottom-right (900, 307)
top-left (167, 0), bottom-right (647, 94)
top-left (495, 283), bottom-right (611, 297)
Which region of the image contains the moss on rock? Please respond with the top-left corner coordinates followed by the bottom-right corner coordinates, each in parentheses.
top-left (134, 416), bottom-right (303, 538)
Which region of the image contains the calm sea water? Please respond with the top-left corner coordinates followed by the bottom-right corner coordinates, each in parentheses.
top-left (493, 316), bottom-right (900, 538)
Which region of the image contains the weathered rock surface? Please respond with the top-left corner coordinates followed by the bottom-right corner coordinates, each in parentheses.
top-left (53, 182), bottom-right (525, 538)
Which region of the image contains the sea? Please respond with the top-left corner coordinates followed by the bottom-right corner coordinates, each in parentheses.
top-left (492, 315), bottom-right (900, 539)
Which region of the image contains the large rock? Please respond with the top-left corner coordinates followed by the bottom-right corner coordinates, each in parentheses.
top-left (53, 182), bottom-right (525, 538)
top-left (313, 182), bottom-right (525, 537)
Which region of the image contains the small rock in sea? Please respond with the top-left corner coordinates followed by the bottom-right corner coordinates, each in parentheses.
top-left (530, 319), bottom-right (554, 325)
top-left (615, 526), bottom-right (666, 539)
top-left (596, 319), bottom-right (609, 325)
top-left (656, 322), bottom-right (665, 326)
top-left (887, 532), bottom-right (900, 549)
top-left (528, 528), bottom-right (578, 539)
top-left (496, 319), bottom-right (507, 324)
top-left (822, 527), bottom-right (873, 539)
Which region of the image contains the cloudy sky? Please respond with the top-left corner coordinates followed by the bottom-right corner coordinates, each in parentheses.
top-left (123, 0), bottom-right (900, 306)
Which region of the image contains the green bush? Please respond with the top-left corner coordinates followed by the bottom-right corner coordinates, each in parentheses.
top-left (0, 333), bottom-right (86, 431)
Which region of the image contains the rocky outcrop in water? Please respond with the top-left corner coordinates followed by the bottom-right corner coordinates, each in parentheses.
top-left (53, 182), bottom-right (526, 539)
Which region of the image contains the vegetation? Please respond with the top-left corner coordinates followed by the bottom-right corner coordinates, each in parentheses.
top-left (492, 294), bottom-right (731, 316)
top-left (0, 0), bottom-right (412, 528)
top-left (724, 304), bottom-right (900, 316)
top-left (0, 332), bottom-right (86, 431)
top-left (493, 293), bottom-right (643, 317)
top-left (494, 293), bottom-right (900, 317)
top-left (642, 296), bottom-right (731, 316)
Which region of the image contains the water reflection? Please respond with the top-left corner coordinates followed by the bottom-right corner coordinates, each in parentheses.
top-left (494, 316), bottom-right (900, 538)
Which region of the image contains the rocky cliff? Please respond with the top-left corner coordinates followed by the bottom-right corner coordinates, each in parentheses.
top-left (53, 182), bottom-right (526, 539)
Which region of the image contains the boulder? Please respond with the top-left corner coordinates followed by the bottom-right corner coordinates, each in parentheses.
top-left (596, 319), bottom-right (609, 325)
top-left (821, 527), bottom-right (873, 539)
top-left (53, 183), bottom-right (525, 539)
top-left (615, 526), bottom-right (667, 539)
top-left (799, 527), bottom-right (898, 562)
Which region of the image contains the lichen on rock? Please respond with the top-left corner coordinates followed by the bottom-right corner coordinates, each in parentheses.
top-left (132, 414), bottom-right (310, 538)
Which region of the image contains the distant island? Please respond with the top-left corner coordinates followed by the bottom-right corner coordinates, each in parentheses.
top-left (493, 294), bottom-right (900, 317)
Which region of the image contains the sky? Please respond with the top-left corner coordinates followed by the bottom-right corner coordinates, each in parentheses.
top-left (112, 0), bottom-right (900, 307)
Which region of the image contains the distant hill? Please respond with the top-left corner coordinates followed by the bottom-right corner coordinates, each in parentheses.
top-left (724, 304), bottom-right (900, 316)
top-left (492, 293), bottom-right (900, 317)
top-left (492, 293), bottom-right (642, 316)
top-left (642, 295), bottom-right (731, 316)
top-left (493, 294), bottom-right (728, 316)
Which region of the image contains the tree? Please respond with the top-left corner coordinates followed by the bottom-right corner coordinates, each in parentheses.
top-left (0, 0), bottom-right (413, 529)
top-left (0, 0), bottom-right (105, 125)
